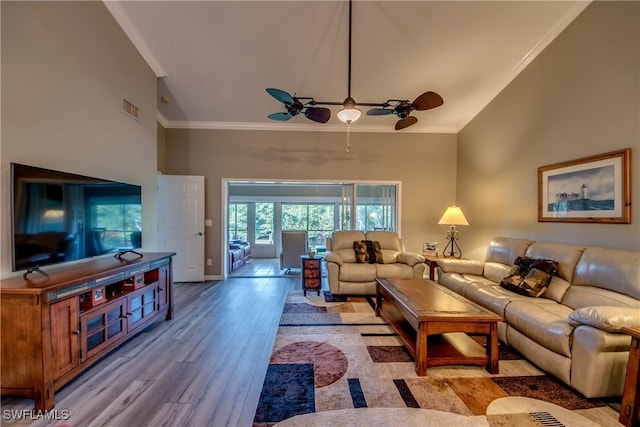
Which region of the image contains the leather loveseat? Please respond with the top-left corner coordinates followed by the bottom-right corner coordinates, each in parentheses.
top-left (436, 237), bottom-right (640, 398)
top-left (229, 240), bottom-right (251, 273)
top-left (231, 240), bottom-right (251, 263)
top-left (324, 230), bottom-right (426, 295)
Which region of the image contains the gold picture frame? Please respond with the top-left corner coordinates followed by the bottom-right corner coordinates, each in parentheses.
top-left (538, 148), bottom-right (631, 223)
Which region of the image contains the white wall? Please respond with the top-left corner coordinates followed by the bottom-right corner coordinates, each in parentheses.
top-left (1, 2), bottom-right (158, 277)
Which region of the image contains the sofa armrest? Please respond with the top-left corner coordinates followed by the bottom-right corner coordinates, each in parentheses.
top-left (568, 306), bottom-right (640, 333)
top-left (437, 259), bottom-right (484, 276)
top-left (324, 251), bottom-right (343, 266)
top-left (397, 252), bottom-right (425, 267)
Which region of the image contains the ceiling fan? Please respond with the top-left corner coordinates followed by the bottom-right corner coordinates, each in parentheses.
top-left (266, 0), bottom-right (443, 130)
top-left (266, 88), bottom-right (331, 124)
top-left (367, 92), bottom-right (444, 130)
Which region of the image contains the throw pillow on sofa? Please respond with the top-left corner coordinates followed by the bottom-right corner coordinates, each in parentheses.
top-left (353, 240), bottom-right (384, 264)
top-left (500, 256), bottom-right (559, 297)
top-left (354, 240), bottom-right (369, 263)
top-left (366, 240), bottom-right (384, 264)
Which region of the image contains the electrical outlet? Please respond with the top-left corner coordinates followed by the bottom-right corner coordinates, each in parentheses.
top-left (206, 259), bottom-right (212, 266)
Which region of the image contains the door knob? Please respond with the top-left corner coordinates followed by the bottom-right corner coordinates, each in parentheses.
top-left (197, 232), bottom-right (203, 236)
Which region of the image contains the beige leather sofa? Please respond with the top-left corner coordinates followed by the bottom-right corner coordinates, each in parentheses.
top-left (325, 230), bottom-right (426, 295)
top-left (437, 237), bottom-right (640, 398)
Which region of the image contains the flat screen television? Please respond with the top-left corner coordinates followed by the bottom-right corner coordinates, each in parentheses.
top-left (11, 163), bottom-right (142, 273)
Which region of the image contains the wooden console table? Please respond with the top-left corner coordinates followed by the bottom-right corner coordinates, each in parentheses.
top-left (620, 326), bottom-right (640, 427)
top-left (0, 252), bottom-right (175, 410)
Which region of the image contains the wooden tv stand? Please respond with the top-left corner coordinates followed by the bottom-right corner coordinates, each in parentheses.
top-left (0, 252), bottom-right (175, 410)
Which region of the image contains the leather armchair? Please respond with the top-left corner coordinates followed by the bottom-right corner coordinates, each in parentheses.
top-left (280, 231), bottom-right (307, 272)
top-left (325, 230), bottom-right (425, 295)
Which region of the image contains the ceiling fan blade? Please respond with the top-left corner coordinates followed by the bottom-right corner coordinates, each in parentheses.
top-left (395, 115), bottom-right (418, 130)
top-left (268, 112), bottom-right (292, 121)
top-left (266, 88), bottom-right (294, 105)
top-left (305, 107), bottom-right (331, 123)
top-left (412, 91), bottom-right (444, 110)
top-left (367, 108), bottom-right (393, 116)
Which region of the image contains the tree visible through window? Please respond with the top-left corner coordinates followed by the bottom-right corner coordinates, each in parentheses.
top-left (356, 205), bottom-right (385, 230)
top-left (255, 202), bottom-right (274, 244)
top-left (281, 204), bottom-right (334, 249)
top-left (228, 203), bottom-right (248, 241)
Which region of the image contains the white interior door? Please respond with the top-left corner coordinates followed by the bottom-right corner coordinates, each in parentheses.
top-left (157, 175), bottom-right (205, 282)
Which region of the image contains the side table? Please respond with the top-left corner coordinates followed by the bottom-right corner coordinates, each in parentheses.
top-left (423, 254), bottom-right (445, 280)
top-left (301, 255), bottom-right (322, 296)
top-left (620, 326), bottom-right (640, 427)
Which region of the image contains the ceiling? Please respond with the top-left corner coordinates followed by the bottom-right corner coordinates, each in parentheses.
top-left (105, 1), bottom-right (589, 133)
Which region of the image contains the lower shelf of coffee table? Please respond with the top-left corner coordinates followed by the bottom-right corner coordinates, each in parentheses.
top-left (380, 300), bottom-right (490, 369)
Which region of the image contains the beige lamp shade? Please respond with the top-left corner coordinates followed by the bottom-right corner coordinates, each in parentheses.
top-left (438, 206), bottom-right (469, 226)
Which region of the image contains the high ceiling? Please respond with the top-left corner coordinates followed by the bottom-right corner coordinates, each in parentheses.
top-left (105, 1), bottom-right (589, 133)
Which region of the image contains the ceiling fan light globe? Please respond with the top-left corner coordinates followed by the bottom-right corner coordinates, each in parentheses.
top-left (338, 96), bottom-right (361, 123)
top-left (337, 107), bottom-right (361, 124)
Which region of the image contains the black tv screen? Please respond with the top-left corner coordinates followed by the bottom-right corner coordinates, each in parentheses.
top-left (11, 163), bottom-right (142, 272)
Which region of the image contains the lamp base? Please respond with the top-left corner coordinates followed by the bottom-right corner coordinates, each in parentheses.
top-left (442, 237), bottom-right (462, 258)
top-left (442, 227), bottom-right (463, 259)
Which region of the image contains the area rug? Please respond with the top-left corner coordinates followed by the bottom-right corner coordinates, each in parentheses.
top-left (253, 292), bottom-right (621, 427)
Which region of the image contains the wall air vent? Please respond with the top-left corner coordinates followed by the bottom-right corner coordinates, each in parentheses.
top-left (122, 99), bottom-right (140, 121)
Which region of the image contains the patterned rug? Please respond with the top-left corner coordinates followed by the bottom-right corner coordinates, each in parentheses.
top-left (253, 292), bottom-right (621, 427)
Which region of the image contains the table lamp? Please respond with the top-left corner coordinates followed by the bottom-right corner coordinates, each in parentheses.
top-left (438, 205), bottom-right (469, 258)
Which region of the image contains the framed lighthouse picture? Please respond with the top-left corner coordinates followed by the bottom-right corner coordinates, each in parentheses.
top-left (538, 149), bottom-right (631, 223)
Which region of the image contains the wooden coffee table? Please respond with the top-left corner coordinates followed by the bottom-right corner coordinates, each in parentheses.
top-left (375, 277), bottom-right (503, 376)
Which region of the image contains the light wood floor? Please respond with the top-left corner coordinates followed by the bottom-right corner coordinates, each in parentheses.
top-left (1, 273), bottom-right (302, 426)
top-left (228, 257), bottom-right (294, 278)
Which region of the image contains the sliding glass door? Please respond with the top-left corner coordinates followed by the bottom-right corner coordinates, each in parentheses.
top-left (281, 203), bottom-right (335, 250)
top-left (226, 181), bottom-right (400, 262)
top-left (340, 184), bottom-right (354, 230)
top-left (255, 202), bottom-right (275, 245)
top-left (355, 184), bottom-right (397, 231)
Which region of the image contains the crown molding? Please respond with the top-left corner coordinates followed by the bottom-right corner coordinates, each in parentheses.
top-left (156, 111), bottom-right (169, 128)
top-left (103, 1), bottom-right (167, 77)
top-left (158, 119), bottom-right (456, 134)
top-left (455, 0), bottom-right (591, 132)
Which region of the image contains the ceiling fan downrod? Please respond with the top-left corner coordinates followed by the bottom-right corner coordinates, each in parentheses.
top-left (337, 0), bottom-right (361, 124)
top-left (265, 0), bottom-right (444, 130)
